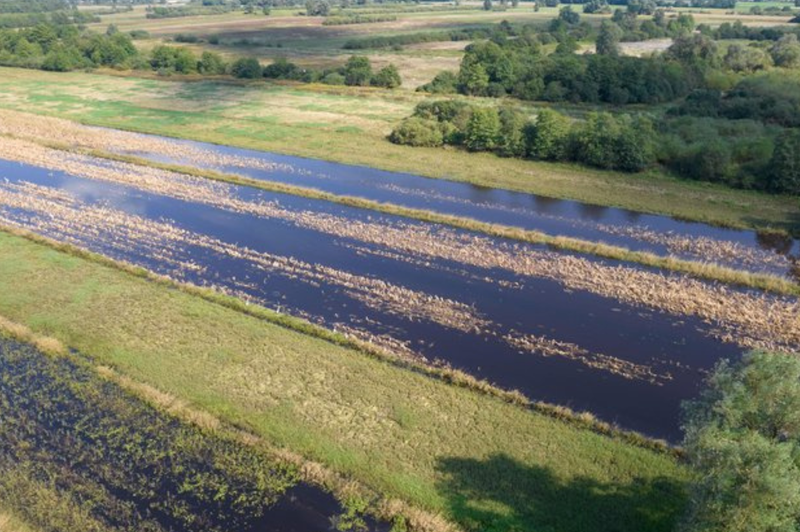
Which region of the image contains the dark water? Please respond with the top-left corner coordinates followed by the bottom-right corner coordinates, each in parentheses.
top-left (0, 338), bottom-right (386, 532)
top-left (0, 158), bottom-right (761, 442)
top-left (115, 131), bottom-right (800, 277)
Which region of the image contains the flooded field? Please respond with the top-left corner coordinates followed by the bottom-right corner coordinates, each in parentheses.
top-left (0, 338), bottom-right (380, 532)
top-left (0, 136), bottom-right (797, 441)
top-left (133, 138), bottom-right (800, 278)
top-left (0, 110), bottom-right (797, 277)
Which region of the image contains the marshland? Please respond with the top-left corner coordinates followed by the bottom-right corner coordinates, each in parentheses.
top-left (0, 0), bottom-right (799, 531)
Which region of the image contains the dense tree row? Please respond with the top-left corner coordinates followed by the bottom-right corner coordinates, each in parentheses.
top-left (390, 100), bottom-right (800, 194)
top-left (0, 19), bottom-right (402, 86)
top-left (451, 37), bottom-right (697, 104)
top-left (0, 23), bottom-right (137, 70)
top-left (343, 27), bottom-right (493, 50)
top-left (390, 101), bottom-right (656, 172)
top-left (672, 70), bottom-right (800, 127)
top-left (0, 0), bottom-right (69, 13)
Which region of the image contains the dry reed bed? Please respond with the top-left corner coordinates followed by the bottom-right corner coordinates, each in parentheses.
top-left (505, 331), bottom-right (671, 385)
top-left (0, 181), bottom-right (490, 338)
top-left (0, 109), bottom-right (795, 294)
top-left (0, 137), bottom-right (797, 354)
top-left (379, 182), bottom-right (793, 274)
top-left (2, 180), bottom-right (669, 384)
top-left (0, 109), bottom-right (306, 176)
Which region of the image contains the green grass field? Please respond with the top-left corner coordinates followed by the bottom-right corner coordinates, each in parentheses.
top-left (0, 228), bottom-right (690, 532)
top-left (0, 66), bottom-right (796, 233)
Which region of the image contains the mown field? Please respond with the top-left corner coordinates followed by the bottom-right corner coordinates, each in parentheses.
top-left (0, 66), bottom-right (796, 232)
top-left (0, 228), bottom-right (691, 532)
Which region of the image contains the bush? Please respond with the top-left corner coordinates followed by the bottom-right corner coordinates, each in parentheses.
top-left (418, 70), bottom-right (458, 94)
top-left (342, 55), bottom-right (372, 86)
top-left (198, 51), bottom-right (226, 75)
top-left (321, 71), bottom-right (345, 85)
top-left (231, 57), bottom-right (262, 79)
top-left (527, 108), bottom-right (570, 161)
top-left (371, 64), bottom-right (402, 89)
top-left (263, 57), bottom-right (298, 79)
top-left (389, 117), bottom-right (444, 147)
top-left (681, 352), bottom-right (800, 532)
top-left (465, 107), bottom-right (501, 152)
top-left (149, 45), bottom-right (197, 74)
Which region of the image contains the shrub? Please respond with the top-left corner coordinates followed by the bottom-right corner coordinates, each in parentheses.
top-left (418, 70), bottom-right (458, 94)
top-left (321, 71), bottom-right (345, 85)
top-left (389, 117), bottom-right (444, 147)
top-left (465, 107), bottom-right (501, 152)
top-left (681, 352), bottom-right (800, 532)
top-left (231, 57), bottom-right (262, 79)
top-left (371, 64), bottom-right (402, 89)
top-left (342, 55), bottom-right (372, 86)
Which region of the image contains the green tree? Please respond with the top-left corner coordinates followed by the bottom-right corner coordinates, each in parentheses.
top-left (613, 115), bottom-right (655, 172)
top-left (465, 107), bottom-right (501, 151)
top-left (770, 34), bottom-right (800, 69)
top-left (342, 55), bottom-right (372, 86)
top-left (458, 60), bottom-right (490, 96)
top-left (418, 70), bottom-right (458, 94)
top-left (41, 45), bottom-right (82, 72)
top-left (231, 57), bottom-right (262, 78)
top-left (198, 51), bottom-right (226, 75)
top-left (305, 0), bottom-right (330, 15)
top-left (681, 352), bottom-right (800, 532)
top-left (768, 129), bottom-right (800, 194)
top-left (573, 112), bottom-right (622, 169)
top-left (596, 20), bottom-right (622, 56)
top-left (371, 64), bottom-right (402, 88)
top-left (723, 44), bottom-right (772, 73)
top-left (483, 0), bottom-right (493, 11)
top-left (389, 117), bottom-right (444, 147)
top-left (527, 108), bottom-right (570, 160)
top-left (171, 47), bottom-right (198, 74)
top-left (558, 6), bottom-right (580, 24)
top-left (497, 107), bottom-right (528, 157)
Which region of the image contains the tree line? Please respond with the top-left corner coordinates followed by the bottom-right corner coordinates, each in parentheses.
top-left (0, 22), bottom-right (402, 87)
top-left (390, 99), bottom-right (800, 195)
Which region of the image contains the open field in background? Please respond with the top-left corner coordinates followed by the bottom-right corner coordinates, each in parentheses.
top-left (85, 4), bottom-right (797, 87)
top-left (0, 228), bottom-right (691, 532)
top-left (0, 66), bottom-right (796, 232)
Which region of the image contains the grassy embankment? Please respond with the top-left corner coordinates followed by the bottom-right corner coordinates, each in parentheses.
top-left (0, 67), bottom-right (796, 233)
top-left (0, 226), bottom-right (690, 532)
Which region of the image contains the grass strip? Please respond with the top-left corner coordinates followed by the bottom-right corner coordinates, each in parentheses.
top-left (41, 140), bottom-right (800, 298)
top-left (0, 225), bottom-right (689, 532)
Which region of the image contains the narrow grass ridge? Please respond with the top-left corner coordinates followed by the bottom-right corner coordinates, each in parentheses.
top-left (47, 141), bottom-right (800, 298)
